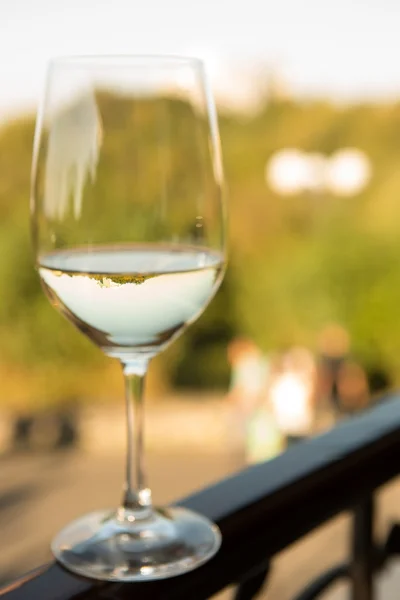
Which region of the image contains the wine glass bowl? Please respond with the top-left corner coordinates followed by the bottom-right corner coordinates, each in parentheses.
top-left (31, 55), bottom-right (226, 581)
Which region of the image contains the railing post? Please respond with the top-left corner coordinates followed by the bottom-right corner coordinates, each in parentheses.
top-left (351, 496), bottom-right (375, 600)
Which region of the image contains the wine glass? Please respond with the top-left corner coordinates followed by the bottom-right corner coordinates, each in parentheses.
top-left (31, 55), bottom-right (226, 582)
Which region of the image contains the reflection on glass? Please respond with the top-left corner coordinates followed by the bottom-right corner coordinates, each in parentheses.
top-left (44, 92), bottom-right (102, 220)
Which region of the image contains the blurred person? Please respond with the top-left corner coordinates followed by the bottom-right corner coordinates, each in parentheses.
top-left (269, 347), bottom-right (317, 446)
top-left (245, 394), bottom-right (285, 464)
top-left (226, 337), bottom-right (269, 457)
top-left (365, 361), bottom-right (392, 400)
top-left (336, 360), bottom-right (370, 416)
top-left (12, 414), bottom-right (34, 452)
top-left (316, 323), bottom-right (351, 418)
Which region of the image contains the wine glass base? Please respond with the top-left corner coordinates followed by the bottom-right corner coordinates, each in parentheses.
top-left (51, 506), bottom-right (221, 581)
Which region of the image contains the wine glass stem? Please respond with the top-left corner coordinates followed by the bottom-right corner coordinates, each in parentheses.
top-left (120, 359), bottom-right (152, 515)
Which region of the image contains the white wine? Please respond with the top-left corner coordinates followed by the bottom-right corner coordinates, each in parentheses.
top-left (38, 245), bottom-right (224, 358)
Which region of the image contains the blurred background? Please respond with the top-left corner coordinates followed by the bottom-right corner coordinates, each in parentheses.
top-left (2, 0), bottom-right (400, 598)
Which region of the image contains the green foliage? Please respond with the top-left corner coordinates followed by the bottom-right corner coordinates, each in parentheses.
top-left (3, 96), bottom-right (400, 408)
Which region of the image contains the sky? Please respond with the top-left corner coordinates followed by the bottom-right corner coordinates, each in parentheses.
top-left (2, 0), bottom-right (400, 118)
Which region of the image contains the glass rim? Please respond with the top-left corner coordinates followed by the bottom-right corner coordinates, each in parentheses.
top-left (48, 54), bottom-right (205, 69)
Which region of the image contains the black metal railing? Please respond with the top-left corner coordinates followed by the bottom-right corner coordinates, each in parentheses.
top-left (3, 394), bottom-right (400, 600)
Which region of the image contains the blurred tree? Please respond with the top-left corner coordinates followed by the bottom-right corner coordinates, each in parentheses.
top-left (2, 96), bottom-right (400, 409)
